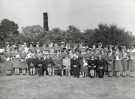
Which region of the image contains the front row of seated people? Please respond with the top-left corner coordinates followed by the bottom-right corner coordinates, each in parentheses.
top-left (5, 48), bottom-right (135, 78)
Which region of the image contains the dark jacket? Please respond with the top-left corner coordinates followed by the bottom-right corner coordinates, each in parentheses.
top-left (97, 59), bottom-right (105, 70)
top-left (71, 58), bottom-right (80, 69)
top-left (88, 59), bottom-right (97, 69)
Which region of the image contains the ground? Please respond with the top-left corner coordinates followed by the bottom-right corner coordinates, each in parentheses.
top-left (0, 76), bottom-right (135, 99)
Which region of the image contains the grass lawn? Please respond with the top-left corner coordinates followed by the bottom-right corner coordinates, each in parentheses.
top-left (0, 75), bottom-right (135, 99)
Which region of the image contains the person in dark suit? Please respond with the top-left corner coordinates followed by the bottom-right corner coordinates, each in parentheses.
top-left (71, 54), bottom-right (80, 78)
top-left (37, 56), bottom-right (44, 76)
top-left (96, 55), bottom-right (105, 78)
top-left (87, 56), bottom-right (97, 78)
top-left (46, 55), bottom-right (55, 76)
top-left (33, 56), bottom-right (38, 75)
top-left (42, 55), bottom-right (48, 76)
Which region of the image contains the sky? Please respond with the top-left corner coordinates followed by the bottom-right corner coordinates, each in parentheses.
top-left (0, 0), bottom-right (135, 34)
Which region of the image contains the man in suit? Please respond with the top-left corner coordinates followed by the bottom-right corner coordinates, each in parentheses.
top-left (71, 54), bottom-right (80, 78)
top-left (96, 55), bottom-right (105, 78)
top-left (42, 55), bottom-right (48, 75)
top-left (37, 56), bottom-right (44, 76)
top-left (87, 56), bottom-right (97, 78)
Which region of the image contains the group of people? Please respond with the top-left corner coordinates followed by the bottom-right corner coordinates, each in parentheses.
top-left (3, 42), bottom-right (135, 78)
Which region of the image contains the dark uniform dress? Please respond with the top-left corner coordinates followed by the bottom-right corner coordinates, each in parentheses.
top-left (37, 58), bottom-right (44, 76)
top-left (96, 59), bottom-right (105, 78)
top-left (42, 58), bottom-right (48, 75)
top-left (71, 58), bottom-right (80, 78)
top-left (88, 58), bottom-right (97, 78)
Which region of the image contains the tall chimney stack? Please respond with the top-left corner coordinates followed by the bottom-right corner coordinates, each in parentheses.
top-left (43, 12), bottom-right (49, 31)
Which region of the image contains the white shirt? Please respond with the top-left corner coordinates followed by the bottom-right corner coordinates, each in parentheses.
top-left (63, 57), bottom-right (71, 69)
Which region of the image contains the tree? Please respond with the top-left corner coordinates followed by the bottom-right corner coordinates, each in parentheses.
top-left (83, 29), bottom-right (95, 46)
top-left (0, 19), bottom-right (19, 46)
top-left (67, 25), bottom-right (80, 33)
top-left (92, 24), bottom-right (132, 46)
top-left (66, 25), bottom-right (82, 43)
top-left (22, 25), bottom-right (43, 34)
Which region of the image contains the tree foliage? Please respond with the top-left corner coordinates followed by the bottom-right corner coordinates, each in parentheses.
top-left (92, 24), bottom-right (133, 46)
top-left (0, 19), bottom-right (19, 46)
top-left (22, 25), bottom-right (43, 34)
top-left (20, 24), bottom-right (135, 47)
top-left (0, 18), bottom-right (134, 47)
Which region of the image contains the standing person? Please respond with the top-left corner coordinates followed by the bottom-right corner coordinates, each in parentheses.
top-left (46, 55), bottom-right (51, 76)
top-left (20, 58), bottom-right (27, 75)
top-left (81, 57), bottom-right (88, 77)
top-left (53, 54), bottom-right (63, 76)
top-left (26, 51), bottom-right (36, 75)
top-left (12, 57), bottom-right (21, 75)
top-left (128, 46), bottom-right (135, 77)
top-left (101, 49), bottom-right (108, 76)
top-left (114, 48), bottom-right (122, 77)
top-left (88, 56), bottom-right (96, 78)
top-left (42, 55), bottom-right (48, 76)
top-left (96, 55), bottom-right (105, 78)
top-left (121, 48), bottom-right (128, 77)
top-left (62, 55), bottom-right (71, 76)
top-left (37, 56), bottom-right (44, 76)
top-left (107, 51), bottom-right (114, 77)
top-left (127, 51), bottom-right (131, 76)
top-left (5, 56), bottom-right (13, 75)
top-left (71, 54), bottom-right (80, 78)
top-left (46, 55), bottom-right (55, 76)
top-left (26, 56), bottom-right (35, 75)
